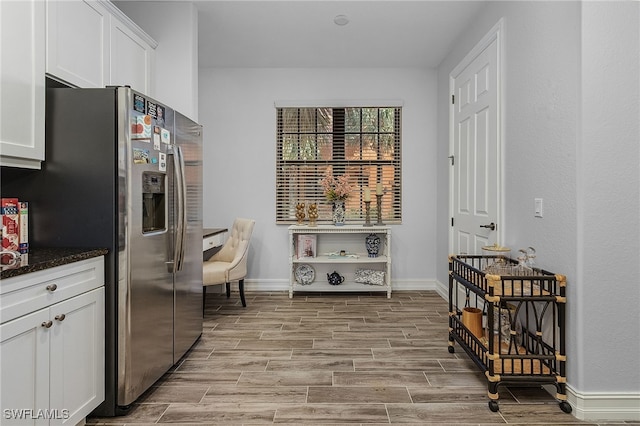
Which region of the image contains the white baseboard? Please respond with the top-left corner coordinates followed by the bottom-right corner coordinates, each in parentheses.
top-left (566, 385), bottom-right (640, 421)
top-left (241, 279), bottom-right (439, 293)
top-left (389, 278), bottom-right (438, 291)
top-left (244, 279), bottom-right (289, 292)
top-left (434, 279), bottom-right (448, 300)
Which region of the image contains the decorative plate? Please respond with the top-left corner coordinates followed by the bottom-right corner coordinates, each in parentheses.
top-left (294, 264), bottom-right (315, 285)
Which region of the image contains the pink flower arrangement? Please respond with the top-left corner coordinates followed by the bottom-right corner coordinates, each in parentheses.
top-left (320, 169), bottom-right (352, 201)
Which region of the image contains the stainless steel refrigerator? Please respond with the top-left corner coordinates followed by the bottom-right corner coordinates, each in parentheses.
top-left (5, 83), bottom-right (203, 415)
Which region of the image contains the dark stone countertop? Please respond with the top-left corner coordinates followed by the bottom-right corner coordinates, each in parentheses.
top-left (1, 247), bottom-right (108, 280)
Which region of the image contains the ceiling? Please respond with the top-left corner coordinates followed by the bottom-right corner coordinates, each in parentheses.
top-left (194, 1), bottom-right (487, 69)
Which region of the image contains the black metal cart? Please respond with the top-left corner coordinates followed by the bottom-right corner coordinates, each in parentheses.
top-left (448, 254), bottom-right (572, 413)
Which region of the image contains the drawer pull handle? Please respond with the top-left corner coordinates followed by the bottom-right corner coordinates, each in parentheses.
top-left (46, 284), bottom-right (58, 292)
top-left (55, 314), bottom-right (66, 322)
top-left (41, 320), bottom-right (53, 329)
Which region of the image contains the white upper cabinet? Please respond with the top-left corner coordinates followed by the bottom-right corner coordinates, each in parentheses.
top-left (46, 0), bottom-right (109, 89)
top-left (3, 0), bottom-right (156, 170)
top-left (0, 0), bottom-right (45, 169)
top-left (109, 10), bottom-right (156, 96)
top-left (46, 0), bottom-right (156, 95)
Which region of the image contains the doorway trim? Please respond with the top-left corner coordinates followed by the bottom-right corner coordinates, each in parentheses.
top-left (448, 18), bottom-right (505, 253)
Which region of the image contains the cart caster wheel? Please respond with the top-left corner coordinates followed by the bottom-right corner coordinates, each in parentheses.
top-left (448, 346), bottom-right (455, 353)
top-left (559, 401), bottom-right (572, 413)
top-left (488, 401), bottom-right (499, 412)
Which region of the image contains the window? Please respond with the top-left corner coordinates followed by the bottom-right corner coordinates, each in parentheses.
top-left (276, 106), bottom-right (402, 224)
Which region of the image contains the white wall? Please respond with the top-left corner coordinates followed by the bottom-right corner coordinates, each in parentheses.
top-left (199, 68), bottom-right (438, 289)
top-left (437, 0), bottom-right (640, 420)
top-left (114, 1), bottom-right (199, 121)
top-left (579, 0), bottom-right (640, 406)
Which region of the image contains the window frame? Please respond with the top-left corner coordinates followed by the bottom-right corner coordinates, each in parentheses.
top-left (275, 105), bottom-right (402, 225)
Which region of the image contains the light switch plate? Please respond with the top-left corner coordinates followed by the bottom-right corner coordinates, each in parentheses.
top-left (534, 198), bottom-right (543, 218)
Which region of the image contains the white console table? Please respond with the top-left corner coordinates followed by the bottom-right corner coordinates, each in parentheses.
top-left (288, 225), bottom-right (391, 298)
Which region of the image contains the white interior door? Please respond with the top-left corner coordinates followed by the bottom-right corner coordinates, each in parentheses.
top-left (450, 20), bottom-right (503, 255)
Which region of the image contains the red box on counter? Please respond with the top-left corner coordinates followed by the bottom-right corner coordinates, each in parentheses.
top-left (1, 198), bottom-right (20, 251)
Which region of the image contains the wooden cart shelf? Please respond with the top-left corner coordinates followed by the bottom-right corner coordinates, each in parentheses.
top-left (448, 255), bottom-right (571, 414)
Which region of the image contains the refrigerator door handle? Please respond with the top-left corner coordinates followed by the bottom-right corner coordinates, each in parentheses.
top-left (171, 145), bottom-right (187, 272)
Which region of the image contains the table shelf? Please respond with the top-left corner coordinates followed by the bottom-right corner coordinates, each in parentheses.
top-left (292, 254), bottom-right (388, 264)
top-left (288, 225), bottom-right (391, 298)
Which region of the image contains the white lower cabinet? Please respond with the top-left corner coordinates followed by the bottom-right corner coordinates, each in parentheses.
top-left (50, 288), bottom-right (105, 425)
top-left (0, 257), bottom-right (105, 426)
top-left (0, 309), bottom-right (50, 426)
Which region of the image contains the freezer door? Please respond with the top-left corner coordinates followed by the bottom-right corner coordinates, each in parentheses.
top-left (117, 89), bottom-right (175, 406)
top-left (172, 112), bottom-right (203, 362)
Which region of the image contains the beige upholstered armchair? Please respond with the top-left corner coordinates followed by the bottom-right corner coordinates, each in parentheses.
top-left (203, 218), bottom-right (255, 308)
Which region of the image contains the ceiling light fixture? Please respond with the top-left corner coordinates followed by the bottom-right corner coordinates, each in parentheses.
top-left (333, 14), bottom-right (350, 26)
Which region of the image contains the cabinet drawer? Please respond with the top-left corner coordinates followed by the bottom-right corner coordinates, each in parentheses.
top-left (0, 257), bottom-right (104, 324)
top-left (203, 232), bottom-right (226, 252)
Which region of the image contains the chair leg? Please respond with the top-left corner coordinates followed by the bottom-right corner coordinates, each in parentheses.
top-left (226, 282), bottom-right (231, 298)
top-left (239, 279), bottom-right (246, 307)
top-left (203, 286), bottom-right (207, 315)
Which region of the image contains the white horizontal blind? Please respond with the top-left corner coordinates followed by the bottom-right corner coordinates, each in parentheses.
top-left (276, 106), bottom-right (402, 224)
top-left (274, 99), bottom-right (404, 108)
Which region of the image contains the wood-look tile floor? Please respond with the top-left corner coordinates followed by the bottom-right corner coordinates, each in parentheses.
top-left (88, 290), bottom-right (634, 425)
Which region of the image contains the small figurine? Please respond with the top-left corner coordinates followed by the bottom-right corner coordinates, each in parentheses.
top-left (307, 203), bottom-right (318, 227)
top-left (295, 202), bottom-right (305, 225)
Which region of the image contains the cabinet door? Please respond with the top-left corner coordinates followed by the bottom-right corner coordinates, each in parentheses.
top-left (46, 0), bottom-right (109, 88)
top-left (0, 309), bottom-right (50, 426)
top-left (49, 288), bottom-right (105, 426)
top-left (109, 15), bottom-right (154, 95)
top-left (0, 0), bottom-right (45, 169)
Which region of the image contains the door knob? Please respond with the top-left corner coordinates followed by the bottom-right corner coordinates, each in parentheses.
top-left (55, 314), bottom-right (66, 322)
top-left (480, 222), bottom-right (496, 231)
top-left (41, 321), bottom-right (53, 329)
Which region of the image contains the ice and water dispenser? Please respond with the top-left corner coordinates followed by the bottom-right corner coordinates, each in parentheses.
top-left (142, 172), bottom-right (166, 233)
